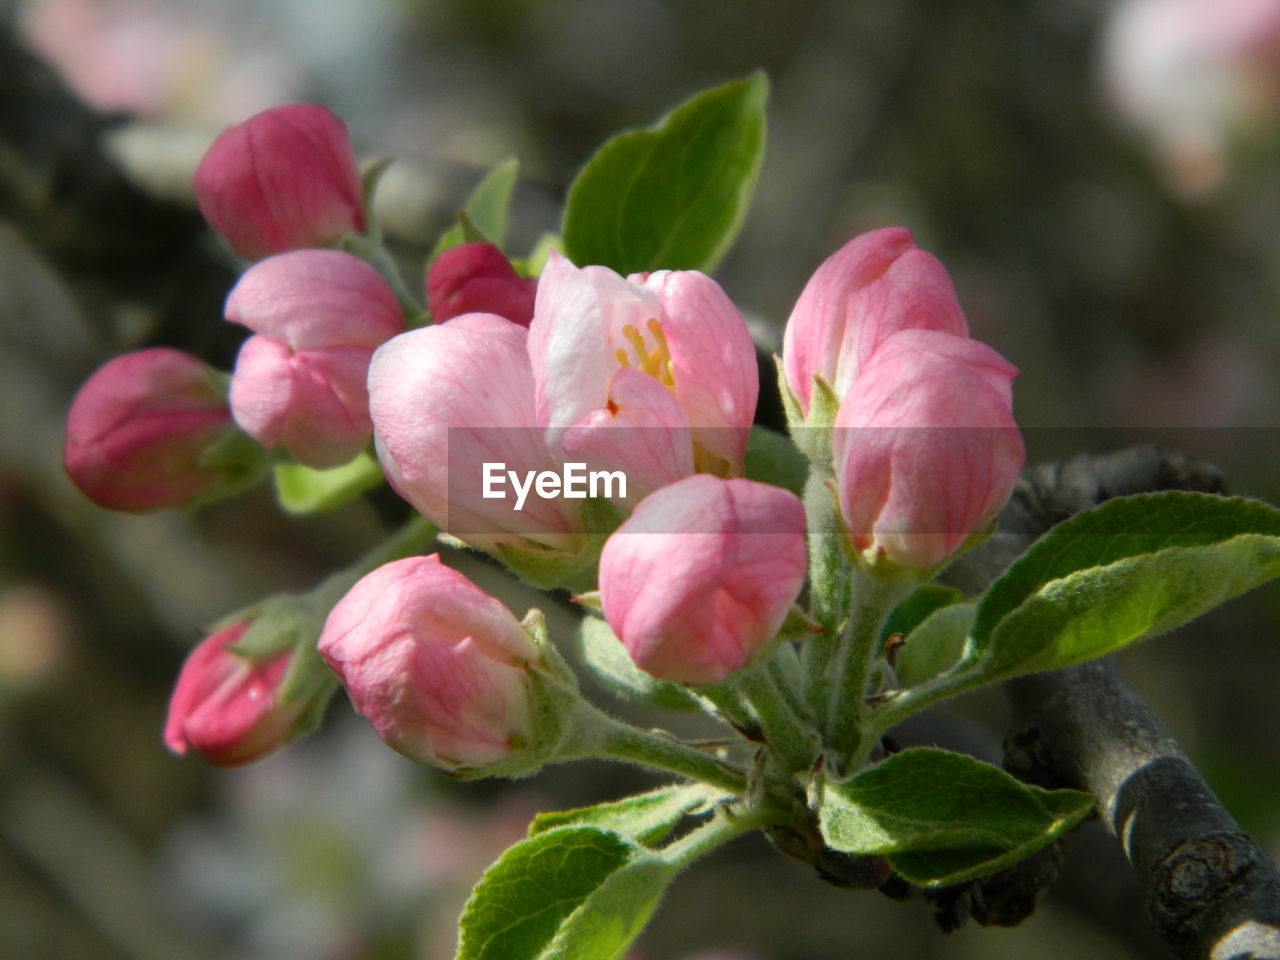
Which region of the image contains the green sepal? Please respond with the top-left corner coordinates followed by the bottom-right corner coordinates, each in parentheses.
top-left (529, 783), bottom-right (715, 846)
top-left (272, 450), bottom-right (384, 515)
top-left (493, 497), bottom-right (626, 592)
top-left (220, 591), bottom-right (324, 660)
top-left (776, 354), bottom-right (805, 436)
top-left (359, 155), bottom-right (394, 213)
top-left (451, 608), bottom-right (580, 782)
top-left (430, 156), bottom-right (519, 265)
top-left (775, 603), bottom-right (823, 644)
top-left (494, 538), bottom-right (602, 594)
top-left (184, 426), bottom-right (269, 511)
top-left (575, 613), bottom-right (701, 712)
top-left (743, 425), bottom-right (809, 499)
top-left (519, 232), bottom-right (563, 277)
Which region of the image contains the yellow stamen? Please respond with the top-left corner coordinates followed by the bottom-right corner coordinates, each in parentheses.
top-left (613, 318), bottom-right (677, 390)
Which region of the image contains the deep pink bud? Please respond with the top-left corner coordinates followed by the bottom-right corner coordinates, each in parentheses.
top-left (598, 476), bottom-right (807, 685)
top-left (318, 555), bottom-right (539, 771)
top-left (782, 227), bottom-right (968, 415)
top-left (226, 250), bottom-right (403, 467)
top-left (163, 622), bottom-right (303, 767)
top-left (65, 347), bottom-right (236, 512)
top-left (427, 242), bottom-right (536, 327)
top-left (194, 104), bottom-right (364, 260)
top-left (833, 329), bottom-right (1025, 570)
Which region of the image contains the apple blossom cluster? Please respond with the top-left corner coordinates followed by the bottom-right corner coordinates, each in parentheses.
top-left (62, 103), bottom-right (1022, 789)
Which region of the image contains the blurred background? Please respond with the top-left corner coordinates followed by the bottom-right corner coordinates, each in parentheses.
top-left (4, 0), bottom-right (1280, 957)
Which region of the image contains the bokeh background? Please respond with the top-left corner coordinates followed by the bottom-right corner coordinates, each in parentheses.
top-left (4, 0), bottom-right (1280, 957)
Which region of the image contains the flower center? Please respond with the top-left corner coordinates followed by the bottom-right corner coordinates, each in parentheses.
top-left (613, 318), bottom-right (675, 390)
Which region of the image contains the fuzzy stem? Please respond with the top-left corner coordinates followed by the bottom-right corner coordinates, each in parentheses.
top-left (728, 666), bottom-right (816, 773)
top-left (311, 514), bottom-right (436, 607)
top-left (662, 803), bottom-right (785, 870)
top-left (824, 568), bottom-right (912, 772)
top-left (561, 701), bottom-right (748, 794)
top-left (801, 462), bottom-right (848, 732)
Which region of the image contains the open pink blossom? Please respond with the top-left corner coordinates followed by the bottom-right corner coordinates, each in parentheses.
top-left (428, 242), bottom-right (536, 327)
top-left (194, 103), bottom-right (364, 260)
top-left (833, 329), bottom-right (1024, 570)
top-left (65, 347), bottom-right (237, 512)
top-left (226, 249), bottom-right (403, 467)
top-left (318, 555), bottom-right (538, 771)
top-left (781, 227), bottom-right (968, 415)
top-left (164, 622), bottom-right (303, 767)
top-left (368, 314), bottom-right (580, 550)
top-left (528, 252), bottom-right (757, 497)
top-left (599, 475), bottom-right (807, 685)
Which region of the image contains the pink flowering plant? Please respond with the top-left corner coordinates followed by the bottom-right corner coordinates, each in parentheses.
top-left (65, 74), bottom-right (1280, 959)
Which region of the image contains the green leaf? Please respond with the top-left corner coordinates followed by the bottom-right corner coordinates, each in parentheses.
top-left (744, 426), bottom-right (808, 499)
top-left (887, 789), bottom-right (1094, 888)
top-left (273, 451), bottom-right (384, 515)
top-left (971, 493), bottom-right (1280, 678)
top-left (882, 584), bottom-right (967, 642)
top-left (539, 856), bottom-right (675, 960)
top-left (431, 156), bottom-right (519, 263)
top-left (818, 748), bottom-right (1093, 886)
top-left (575, 614), bottom-right (701, 711)
top-left (530, 784), bottom-right (713, 846)
top-left (561, 72), bottom-right (768, 274)
top-left (456, 826), bottom-right (673, 960)
top-left (894, 602), bottom-right (976, 689)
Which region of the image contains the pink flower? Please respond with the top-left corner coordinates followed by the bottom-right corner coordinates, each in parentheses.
top-left (164, 622), bottom-right (303, 767)
top-left (528, 252), bottom-right (758, 498)
top-left (781, 228), bottom-right (967, 416)
top-left (317, 555), bottom-right (539, 771)
top-left (369, 314), bottom-right (580, 550)
top-left (832, 329), bottom-right (1024, 570)
top-left (226, 250), bottom-right (403, 467)
top-left (598, 475), bottom-right (807, 685)
top-left (427, 242), bottom-right (536, 327)
top-left (65, 347), bottom-right (238, 512)
top-left (194, 104), bottom-right (364, 260)
top-left (1102, 0), bottom-right (1280, 195)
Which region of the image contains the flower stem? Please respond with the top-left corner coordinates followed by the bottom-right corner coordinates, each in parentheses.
top-left (800, 463), bottom-right (849, 733)
top-left (661, 802), bottom-right (784, 870)
top-left (824, 568), bottom-right (912, 774)
top-left (561, 701), bottom-right (747, 795)
top-left (311, 514), bottom-right (436, 607)
top-left (728, 666), bottom-right (817, 773)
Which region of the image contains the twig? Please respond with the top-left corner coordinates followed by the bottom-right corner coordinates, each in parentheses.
top-left (949, 445), bottom-right (1280, 959)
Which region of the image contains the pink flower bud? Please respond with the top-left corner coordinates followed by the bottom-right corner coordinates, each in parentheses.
top-left (598, 475), bottom-right (807, 685)
top-left (369, 314), bottom-right (580, 550)
top-left (833, 329), bottom-right (1025, 570)
top-left (427, 242), bottom-right (536, 327)
top-left (529, 252), bottom-right (758, 489)
top-left (194, 104), bottom-right (364, 260)
top-left (65, 347), bottom-right (236, 512)
top-left (781, 228), bottom-right (968, 415)
top-left (225, 250), bottom-right (403, 467)
top-left (164, 622), bottom-right (303, 767)
top-left (318, 555), bottom-right (540, 771)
